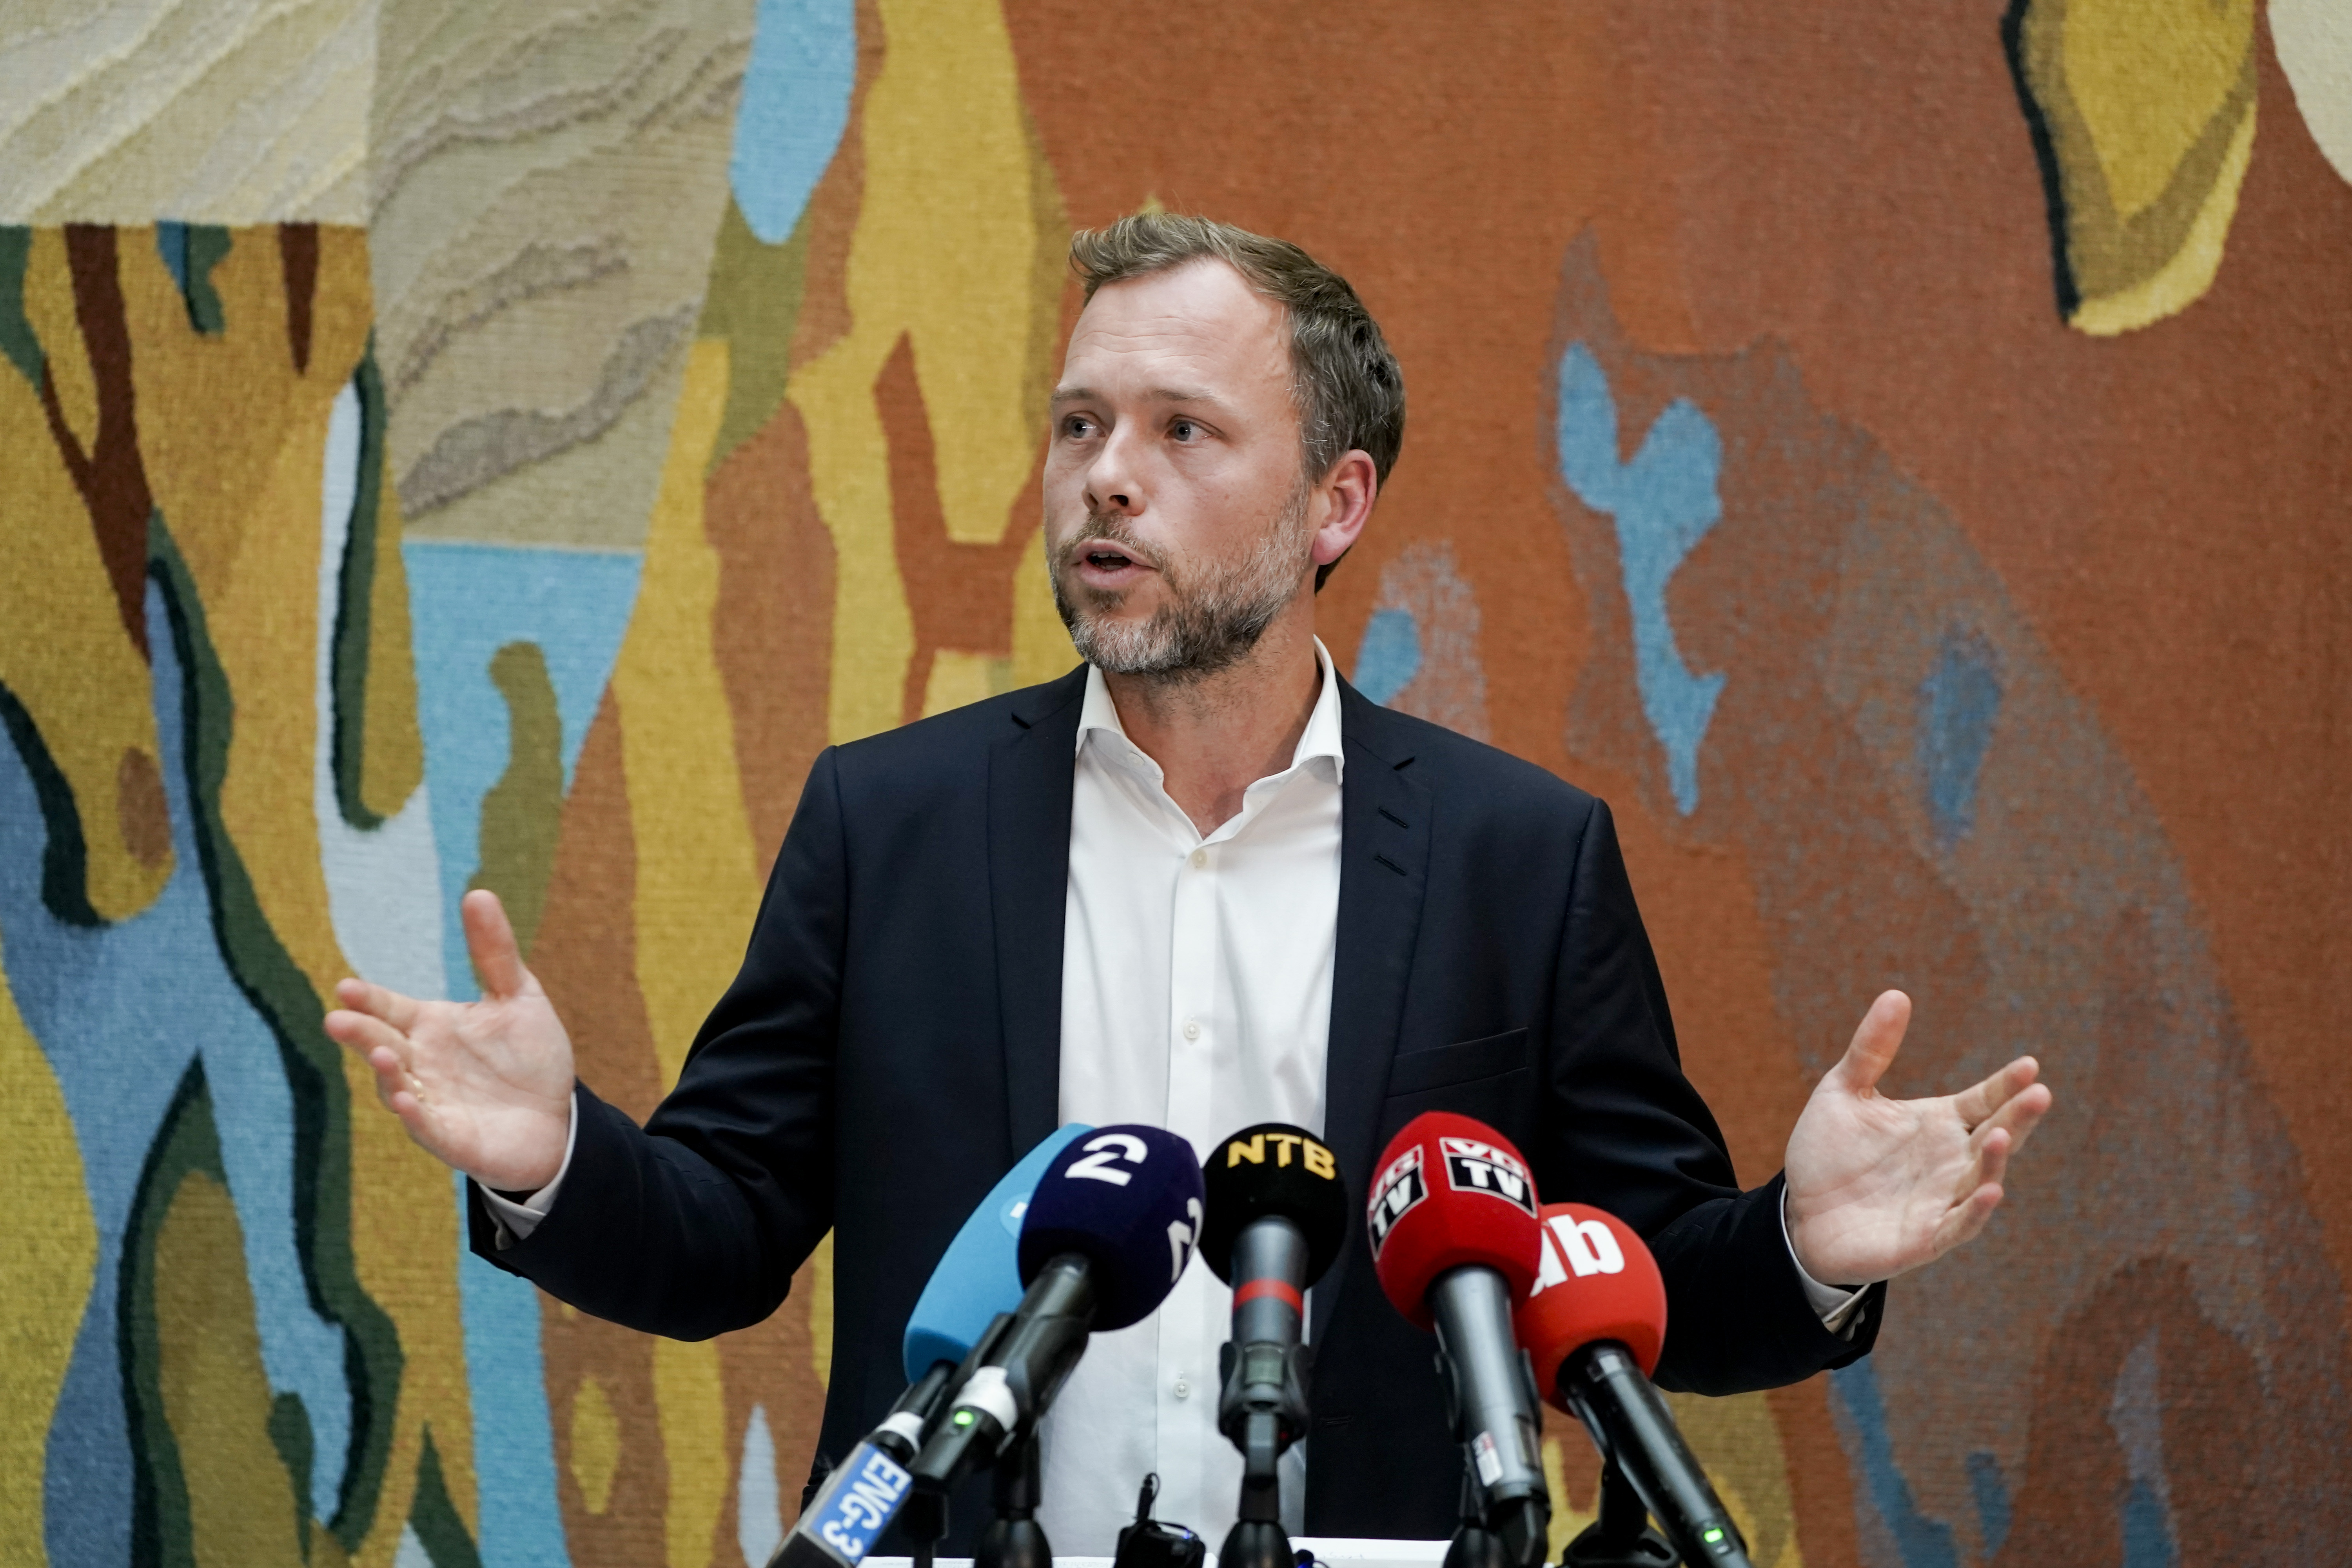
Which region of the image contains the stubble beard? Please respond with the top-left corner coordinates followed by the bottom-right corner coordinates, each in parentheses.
top-left (1049, 481), bottom-right (1315, 684)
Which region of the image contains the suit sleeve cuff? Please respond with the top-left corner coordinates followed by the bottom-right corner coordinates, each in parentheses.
top-left (477, 1093), bottom-right (578, 1250)
top-left (1780, 1185), bottom-right (1871, 1337)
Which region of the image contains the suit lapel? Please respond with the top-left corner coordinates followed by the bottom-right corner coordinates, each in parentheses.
top-left (1315, 680), bottom-right (1433, 1345)
top-left (989, 666), bottom-right (1088, 1159)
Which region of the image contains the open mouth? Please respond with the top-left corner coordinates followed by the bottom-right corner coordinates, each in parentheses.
top-left (1070, 537), bottom-right (1155, 583)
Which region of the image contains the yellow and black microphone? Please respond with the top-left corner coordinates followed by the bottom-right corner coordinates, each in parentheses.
top-left (1200, 1123), bottom-right (1351, 1568)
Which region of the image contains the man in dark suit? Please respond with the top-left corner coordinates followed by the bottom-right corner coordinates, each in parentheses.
top-left (330, 214), bottom-right (2052, 1552)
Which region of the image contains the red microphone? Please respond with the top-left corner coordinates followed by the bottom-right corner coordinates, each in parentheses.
top-left (1367, 1113), bottom-right (1549, 1568)
top-left (1515, 1204), bottom-right (1752, 1568)
top-left (1518, 1203), bottom-right (1666, 1392)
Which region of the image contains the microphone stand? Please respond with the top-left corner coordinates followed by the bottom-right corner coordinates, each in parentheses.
top-left (1215, 1335), bottom-right (1312, 1568)
top-left (1440, 1460), bottom-right (1510, 1568)
top-left (901, 1493), bottom-right (945, 1568)
top-left (1215, 1215), bottom-right (1317, 1568)
top-left (974, 1431), bottom-right (1050, 1568)
top-left (1427, 1290), bottom-right (1550, 1568)
top-left (1560, 1345), bottom-right (1751, 1568)
top-left (1560, 1459), bottom-right (1677, 1568)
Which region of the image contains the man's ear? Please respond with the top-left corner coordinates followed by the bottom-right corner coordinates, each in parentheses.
top-left (1311, 450), bottom-right (1379, 577)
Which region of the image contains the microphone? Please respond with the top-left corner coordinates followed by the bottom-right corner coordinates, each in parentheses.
top-left (911, 1124), bottom-right (1206, 1494)
top-left (903, 1123), bottom-right (1095, 1382)
top-left (1367, 1112), bottom-right (1550, 1568)
top-left (767, 1123), bottom-right (1092, 1568)
top-left (768, 1368), bottom-right (955, 1568)
top-left (1200, 1123), bottom-right (1351, 1568)
top-left (1515, 1203), bottom-right (1753, 1568)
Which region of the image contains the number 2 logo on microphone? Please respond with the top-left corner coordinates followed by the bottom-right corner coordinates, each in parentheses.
top-left (1439, 1136), bottom-right (1537, 1216)
top-left (1167, 1196), bottom-right (1202, 1282)
top-left (1065, 1132), bottom-right (1149, 1185)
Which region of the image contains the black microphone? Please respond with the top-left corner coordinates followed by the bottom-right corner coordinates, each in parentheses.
top-left (1516, 1203), bottom-right (1754, 1568)
top-left (909, 1125), bottom-right (1206, 1497)
top-left (1199, 1123), bottom-right (1350, 1568)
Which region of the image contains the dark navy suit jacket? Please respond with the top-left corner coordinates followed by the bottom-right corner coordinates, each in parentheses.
top-left (472, 665), bottom-right (1881, 1541)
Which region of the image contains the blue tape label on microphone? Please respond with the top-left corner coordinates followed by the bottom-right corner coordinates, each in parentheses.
top-left (809, 1441), bottom-right (913, 1564)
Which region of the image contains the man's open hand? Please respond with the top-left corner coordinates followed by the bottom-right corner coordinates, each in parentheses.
top-left (1783, 990), bottom-right (2053, 1287)
top-left (325, 889), bottom-right (576, 1192)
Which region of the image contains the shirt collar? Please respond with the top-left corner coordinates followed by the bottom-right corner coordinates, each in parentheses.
top-left (1076, 637), bottom-right (1347, 785)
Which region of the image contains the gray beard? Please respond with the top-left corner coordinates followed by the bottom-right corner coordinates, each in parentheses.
top-left (1049, 485), bottom-right (1313, 683)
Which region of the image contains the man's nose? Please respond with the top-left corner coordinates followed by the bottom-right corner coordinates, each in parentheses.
top-left (1085, 426), bottom-right (1145, 515)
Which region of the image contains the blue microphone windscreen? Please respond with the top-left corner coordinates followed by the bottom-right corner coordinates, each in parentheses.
top-left (902, 1122), bottom-right (1093, 1383)
top-left (1018, 1124), bottom-right (1206, 1331)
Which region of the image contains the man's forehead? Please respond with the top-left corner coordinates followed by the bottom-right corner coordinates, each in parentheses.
top-left (1058, 259), bottom-right (1287, 393)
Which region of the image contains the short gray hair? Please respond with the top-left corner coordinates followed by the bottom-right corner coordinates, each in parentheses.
top-left (1068, 213), bottom-right (1405, 590)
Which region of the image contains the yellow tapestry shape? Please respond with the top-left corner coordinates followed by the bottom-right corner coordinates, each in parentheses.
top-left (787, 0), bottom-right (1068, 742)
top-left (611, 333), bottom-right (751, 1568)
top-left (2005, 0), bottom-right (2259, 334)
top-left (0, 227), bottom-right (171, 924)
top-left (0, 933), bottom-right (99, 1568)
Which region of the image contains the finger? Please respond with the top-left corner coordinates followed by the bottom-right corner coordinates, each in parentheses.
top-left (1999, 1082), bottom-right (2054, 1154)
top-left (1951, 1055), bottom-right (2039, 1129)
top-left (1968, 1080), bottom-right (2054, 1157)
top-left (363, 1041), bottom-right (416, 1108)
top-left (1971, 1125), bottom-right (2013, 1195)
top-left (1933, 1181), bottom-right (2004, 1257)
top-left (384, 1083), bottom-right (435, 1138)
top-left (353, 1050), bottom-right (448, 1161)
top-left (463, 889), bottom-right (528, 1001)
top-left (333, 976), bottom-right (421, 1033)
top-left (1832, 990), bottom-right (1912, 1095)
top-left (326, 1008), bottom-right (412, 1065)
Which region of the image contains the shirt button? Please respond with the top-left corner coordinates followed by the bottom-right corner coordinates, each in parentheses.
top-left (1189, 848), bottom-right (1207, 869)
top-left (1174, 1378), bottom-right (1191, 1399)
top-left (1183, 1020), bottom-right (1200, 1041)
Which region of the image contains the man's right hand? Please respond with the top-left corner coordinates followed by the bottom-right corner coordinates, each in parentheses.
top-left (326, 889), bottom-right (577, 1192)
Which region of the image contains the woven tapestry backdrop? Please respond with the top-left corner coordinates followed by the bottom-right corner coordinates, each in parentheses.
top-left (2, 2), bottom-right (2347, 1566)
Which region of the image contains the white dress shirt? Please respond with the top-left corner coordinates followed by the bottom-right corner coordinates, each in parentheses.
top-left (485, 637), bottom-right (1864, 1552)
top-left (1039, 640), bottom-right (1350, 1553)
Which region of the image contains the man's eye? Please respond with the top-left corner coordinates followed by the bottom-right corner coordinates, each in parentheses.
top-left (1062, 416), bottom-right (1096, 438)
top-left (1171, 419), bottom-right (1198, 441)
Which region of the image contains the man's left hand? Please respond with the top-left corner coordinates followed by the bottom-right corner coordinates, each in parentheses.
top-left (1783, 989), bottom-right (2054, 1287)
